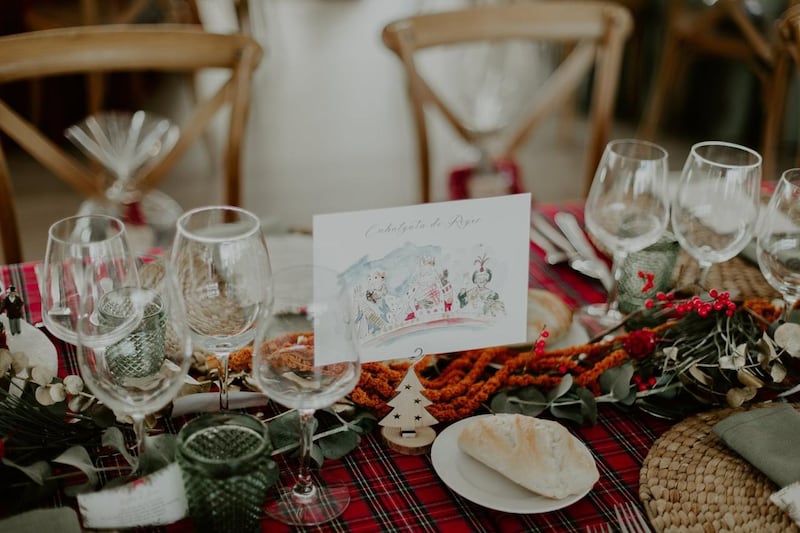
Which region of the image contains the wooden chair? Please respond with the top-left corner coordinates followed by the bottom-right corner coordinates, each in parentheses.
top-left (763, 4), bottom-right (800, 182)
top-left (637, 0), bottom-right (796, 180)
top-left (21, 0), bottom-right (201, 119)
top-left (382, 1), bottom-right (633, 203)
top-left (0, 25), bottom-right (262, 264)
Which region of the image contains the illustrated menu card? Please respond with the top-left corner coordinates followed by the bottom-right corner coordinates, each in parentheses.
top-left (313, 193), bottom-right (531, 364)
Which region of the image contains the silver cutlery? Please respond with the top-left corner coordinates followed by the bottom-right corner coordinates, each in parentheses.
top-left (531, 212), bottom-right (579, 257)
top-left (553, 212), bottom-right (615, 292)
top-left (530, 227), bottom-right (569, 265)
top-left (585, 524), bottom-right (612, 533)
top-left (532, 213), bottom-right (616, 287)
top-left (614, 502), bottom-right (652, 533)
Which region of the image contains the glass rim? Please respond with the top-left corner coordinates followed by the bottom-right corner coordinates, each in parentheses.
top-left (689, 140), bottom-right (762, 169)
top-left (607, 138), bottom-right (669, 162)
top-left (779, 168), bottom-right (800, 188)
top-left (176, 413), bottom-right (269, 465)
top-left (175, 205), bottom-right (261, 243)
top-left (47, 214), bottom-right (126, 246)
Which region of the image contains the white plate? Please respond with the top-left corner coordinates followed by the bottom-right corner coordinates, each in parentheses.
top-left (430, 415), bottom-right (594, 513)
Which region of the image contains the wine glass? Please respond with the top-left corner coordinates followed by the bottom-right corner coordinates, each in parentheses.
top-left (251, 265), bottom-right (361, 526)
top-left (580, 139), bottom-right (670, 329)
top-left (41, 214), bottom-right (140, 345)
top-left (170, 206), bottom-right (273, 411)
top-left (75, 254), bottom-right (192, 473)
top-left (671, 141), bottom-right (762, 288)
top-left (756, 168), bottom-right (800, 322)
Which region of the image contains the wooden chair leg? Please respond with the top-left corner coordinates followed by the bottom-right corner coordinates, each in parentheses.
top-left (761, 53), bottom-right (791, 182)
top-left (638, 33), bottom-right (684, 140)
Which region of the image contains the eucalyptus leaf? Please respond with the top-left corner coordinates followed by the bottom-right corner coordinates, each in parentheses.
top-left (490, 391), bottom-right (519, 414)
top-left (318, 427), bottom-right (361, 459)
top-left (310, 444), bottom-right (324, 468)
top-left (490, 388), bottom-right (547, 416)
top-left (139, 433), bottom-right (176, 472)
top-left (268, 411), bottom-right (304, 450)
top-left (599, 366), bottom-right (623, 394)
top-left (102, 427), bottom-right (136, 469)
top-left (2, 457), bottom-right (51, 485)
top-left (550, 402), bottom-right (585, 424)
top-left (547, 374), bottom-right (574, 402)
top-left (574, 387), bottom-right (597, 425)
top-left (611, 364), bottom-right (634, 400)
top-left (52, 446), bottom-right (98, 496)
top-left (349, 411), bottom-right (378, 435)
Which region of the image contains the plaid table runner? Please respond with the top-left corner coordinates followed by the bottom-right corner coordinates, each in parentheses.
top-left (0, 203), bottom-right (674, 532)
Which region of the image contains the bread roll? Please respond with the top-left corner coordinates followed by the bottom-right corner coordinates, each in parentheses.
top-left (457, 414), bottom-right (598, 499)
top-left (527, 289), bottom-right (573, 344)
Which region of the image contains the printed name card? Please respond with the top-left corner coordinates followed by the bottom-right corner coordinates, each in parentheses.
top-left (313, 193), bottom-right (531, 364)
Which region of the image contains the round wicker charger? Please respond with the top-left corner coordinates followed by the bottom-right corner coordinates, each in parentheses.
top-left (672, 252), bottom-right (779, 300)
top-left (640, 403), bottom-right (799, 532)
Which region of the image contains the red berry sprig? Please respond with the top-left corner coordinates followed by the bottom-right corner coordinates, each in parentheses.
top-left (637, 270), bottom-right (655, 293)
top-left (533, 328), bottom-right (549, 356)
top-left (644, 289), bottom-right (736, 318)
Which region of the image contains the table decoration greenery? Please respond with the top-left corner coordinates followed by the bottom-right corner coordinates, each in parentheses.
top-left (351, 285), bottom-right (800, 425)
top-left (0, 346), bottom-right (375, 512)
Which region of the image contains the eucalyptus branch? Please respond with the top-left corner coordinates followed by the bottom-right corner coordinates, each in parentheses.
top-left (270, 424), bottom-right (349, 456)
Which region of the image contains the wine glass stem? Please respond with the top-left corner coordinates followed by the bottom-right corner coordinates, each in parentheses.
top-left (132, 413), bottom-right (147, 471)
top-left (783, 297), bottom-right (798, 322)
top-left (606, 252), bottom-right (626, 314)
top-left (698, 262), bottom-right (712, 289)
top-left (217, 353), bottom-right (231, 411)
top-left (293, 409), bottom-right (317, 501)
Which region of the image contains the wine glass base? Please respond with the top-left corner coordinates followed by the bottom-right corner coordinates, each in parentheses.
top-left (265, 481), bottom-right (350, 526)
top-left (575, 303), bottom-right (625, 338)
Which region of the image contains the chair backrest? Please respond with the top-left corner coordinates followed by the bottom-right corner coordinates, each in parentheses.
top-left (382, 1), bottom-right (632, 203)
top-left (0, 24), bottom-right (262, 264)
top-left (764, 3), bottom-right (800, 181)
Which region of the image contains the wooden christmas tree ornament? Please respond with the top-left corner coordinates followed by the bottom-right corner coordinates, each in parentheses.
top-left (379, 363), bottom-right (438, 455)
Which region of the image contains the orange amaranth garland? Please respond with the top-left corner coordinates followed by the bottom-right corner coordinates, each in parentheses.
top-left (216, 299), bottom-right (780, 423)
top-left (351, 298), bottom-right (779, 422)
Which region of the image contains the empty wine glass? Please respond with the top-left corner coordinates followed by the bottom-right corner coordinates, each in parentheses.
top-left (251, 265), bottom-right (361, 526)
top-left (756, 168), bottom-right (800, 321)
top-left (580, 139), bottom-right (670, 329)
top-left (76, 254), bottom-right (192, 473)
top-left (672, 141), bottom-right (762, 288)
top-left (171, 206), bottom-right (273, 411)
top-left (41, 214), bottom-right (140, 345)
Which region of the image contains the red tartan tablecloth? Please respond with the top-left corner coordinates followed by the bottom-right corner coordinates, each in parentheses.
top-left (0, 203), bottom-right (674, 532)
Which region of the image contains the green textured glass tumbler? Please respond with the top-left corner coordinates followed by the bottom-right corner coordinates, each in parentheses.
top-left (176, 413), bottom-right (277, 533)
top-left (617, 234), bottom-right (680, 315)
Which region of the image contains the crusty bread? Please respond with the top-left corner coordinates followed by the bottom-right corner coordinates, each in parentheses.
top-left (527, 289), bottom-right (573, 344)
top-left (457, 414), bottom-right (598, 499)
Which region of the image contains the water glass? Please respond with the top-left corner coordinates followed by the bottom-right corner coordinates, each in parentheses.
top-left (98, 287), bottom-right (166, 379)
top-left (176, 413), bottom-right (277, 533)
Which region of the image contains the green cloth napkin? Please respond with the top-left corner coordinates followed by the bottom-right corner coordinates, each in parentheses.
top-left (0, 507), bottom-right (81, 533)
top-left (712, 403), bottom-right (800, 488)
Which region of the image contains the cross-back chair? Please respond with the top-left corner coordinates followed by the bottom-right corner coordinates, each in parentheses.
top-left (763, 3), bottom-right (800, 181)
top-left (0, 24), bottom-right (262, 264)
top-left (382, 1), bottom-right (633, 203)
top-left (637, 0), bottom-right (800, 180)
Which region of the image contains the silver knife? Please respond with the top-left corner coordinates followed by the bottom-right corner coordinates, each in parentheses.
top-left (553, 212), bottom-right (615, 292)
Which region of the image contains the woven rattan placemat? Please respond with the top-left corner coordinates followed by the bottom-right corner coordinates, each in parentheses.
top-left (672, 252), bottom-right (779, 300)
top-left (640, 404), bottom-right (799, 532)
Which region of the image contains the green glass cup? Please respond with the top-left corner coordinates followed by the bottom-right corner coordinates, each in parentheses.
top-left (176, 413), bottom-right (277, 533)
top-left (617, 234), bottom-right (680, 315)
